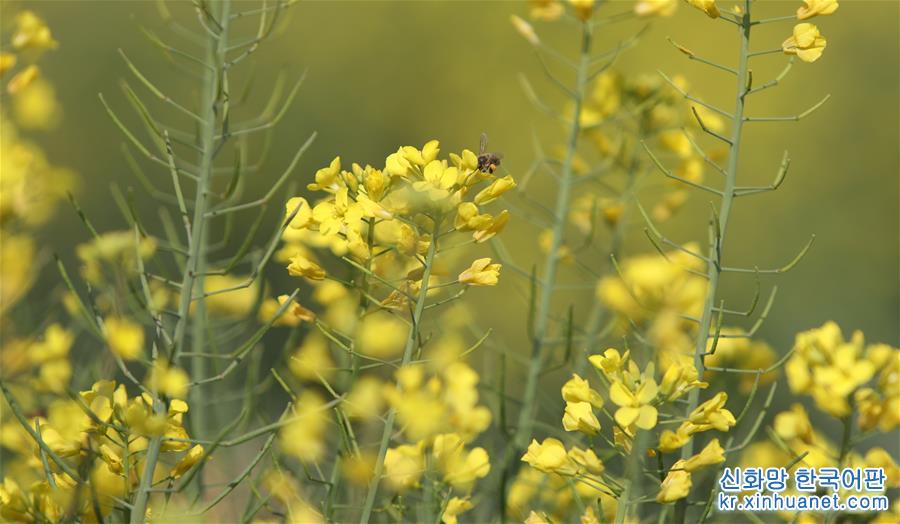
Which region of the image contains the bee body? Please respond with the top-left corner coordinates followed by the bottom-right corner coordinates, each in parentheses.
top-left (477, 132), bottom-right (503, 174)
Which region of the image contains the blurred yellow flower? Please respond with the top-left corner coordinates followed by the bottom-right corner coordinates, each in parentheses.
top-left (203, 274), bottom-right (258, 317)
top-left (11, 11), bottom-right (57, 51)
top-left (458, 258), bottom-right (501, 286)
top-left (146, 360), bottom-right (189, 399)
top-left (6, 64), bottom-right (38, 95)
top-left (686, 0), bottom-right (719, 18)
top-left (104, 317), bottom-right (144, 360)
top-left (384, 443), bottom-right (425, 490)
top-left (530, 0), bottom-right (564, 21)
top-left (289, 332), bottom-right (335, 382)
top-left (356, 311), bottom-right (408, 358)
top-left (433, 433), bottom-right (491, 490)
top-left (569, 0), bottom-right (594, 21)
top-left (280, 391), bottom-right (328, 462)
top-left (634, 0), bottom-right (677, 17)
top-left (0, 53), bottom-right (15, 76)
top-left (12, 78), bottom-right (60, 129)
top-left (442, 497), bottom-right (474, 524)
top-left (783, 23), bottom-right (827, 63)
top-left (797, 0), bottom-right (839, 20)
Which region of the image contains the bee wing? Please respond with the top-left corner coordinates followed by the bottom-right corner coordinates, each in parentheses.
top-left (480, 132), bottom-right (488, 155)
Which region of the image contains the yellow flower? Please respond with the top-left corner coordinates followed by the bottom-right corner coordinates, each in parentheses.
top-left (561, 374), bottom-right (604, 408)
top-left (433, 433), bottom-right (491, 490)
top-left (510, 15), bottom-right (540, 46)
top-left (474, 175), bottom-right (516, 205)
top-left (521, 438), bottom-right (576, 475)
top-left (687, 392), bottom-right (736, 433)
top-left (686, 0), bottom-right (719, 18)
top-left (289, 332), bottom-right (335, 382)
top-left (285, 196), bottom-right (313, 229)
top-left (589, 348), bottom-right (629, 380)
top-left (659, 360), bottom-right (707, 401)
top-left (259, 294), bottom-right (315, 327)
top-left (568, 0), bottom-right (595, 21)
top-left (442, 497), bottom-right (474, 524)
top-left (530, 0), bottom-right (564, 21)
top-left (203, 274), bottom-right (259, 317)
top-left (609, 378), bottom-right (659, 430)
top-left (657, 459), bottom-right (692, 503)
top-left (0, 53), bottom-right (15, 76)
top-left (682, 439), bottom-right (725, 472)
top-left (287, 253), bottom-right (326, 280)
top-left (11, 11), bottom-right (57, 51)
top-left (658, 427), bottom-right (691, 453)
top-left (12, 78), bottom-right (60, 130)
top-left (343, 376), bottom-right (384, 420)
top-left (279, 391), bottom-right (328, 462)
top-left (384, 443), bottom-right (425, 490)
top-left (525, 511), bottom-right (552, 524)
top-left (341, 453), bottom-right (376, 486)
top-left (634, 0), bottom-right (677, 17)
top-left (783, 23), bottom-right (827, 63)
top-left (356, 311), bottom-right (408, 358)
top-left (171, 445), bottom-right (204, 478)
top-left (6, 64), bottom-right (38, 95)
top-left (146, 360), bottom-right (189, 399)
top-left (797, 0), bottom-right (839, 20)
top-left (774, 403), bottom-right (813, 442)
top-left (563, 401), bottom-right (601, 435)
top-left (458, 258), bottom-right (502, 286)
top-left (412, 159), bottom-right (458, 201)
top-left (567, 447), bottom-right (604, 475)
top-left (104, 317), bottom-right (144, 360)
top-left (863, 448), bottom-right (899, 487)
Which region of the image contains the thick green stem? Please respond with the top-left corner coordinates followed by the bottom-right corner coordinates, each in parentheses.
top-left (514, 20), bottom-right (593, 454)
top-left (359, 220), bottom-right (440, 523)
top-left (675, 3), bottom-right (751, 522)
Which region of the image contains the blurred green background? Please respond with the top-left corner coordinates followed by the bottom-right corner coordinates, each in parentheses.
top-left (21, 0), bottom-right (900, 355)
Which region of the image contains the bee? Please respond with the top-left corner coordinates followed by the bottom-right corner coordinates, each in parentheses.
top-left (477, 132), bottom-right (503, 174)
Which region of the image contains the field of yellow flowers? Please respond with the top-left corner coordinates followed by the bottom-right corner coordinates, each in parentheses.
top-left (0, 1), bottom-right (897, 523)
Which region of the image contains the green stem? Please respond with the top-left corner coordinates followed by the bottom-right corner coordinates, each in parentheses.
top-left (575, 128), bottom-right (645, 376)
top-left (513, 18), bottom-right (593, 455)
top-left (675, 3), bottom-right (751, 522)
top-left (130, 433), bottom-right (162, 524)
top-left (358, 220), bottom-right (440, 524)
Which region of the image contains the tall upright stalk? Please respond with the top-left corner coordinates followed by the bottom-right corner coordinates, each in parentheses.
top-left (131, 1), bottom-right (231, 519)
top-left (676, 2), bottom-right (751, 521)
top-left (359, 220), bottom-right (440, 524)
top-left (513, 20), bottom-right (593, 454)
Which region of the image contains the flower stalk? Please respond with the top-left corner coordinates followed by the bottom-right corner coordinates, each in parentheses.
top-left (514, 17), bottom-right (593, 458)
top-left (359, 218), bottom-right (440, 524)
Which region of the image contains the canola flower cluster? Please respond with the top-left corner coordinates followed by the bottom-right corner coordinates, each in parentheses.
top-left (264, 140), bottom-right (515, 522)
top-left (0, 379), bottom-right (201, 522)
